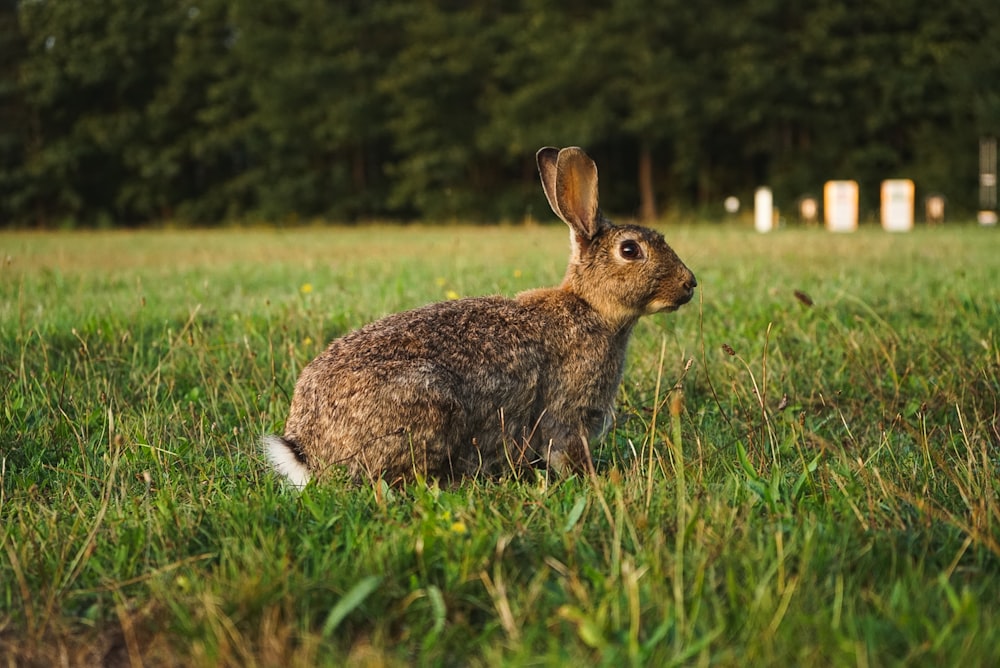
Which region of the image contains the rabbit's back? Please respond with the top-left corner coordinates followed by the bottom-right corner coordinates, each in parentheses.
top-left (283, 291), bottom-right (624, 482)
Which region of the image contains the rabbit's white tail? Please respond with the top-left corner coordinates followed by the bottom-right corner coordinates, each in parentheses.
top-left (263, 435), bottom-right (311, 489)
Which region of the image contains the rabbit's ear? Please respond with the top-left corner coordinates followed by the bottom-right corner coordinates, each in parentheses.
top-left (537, 147), bottom-right (563, 219)
top-left (537, 146), bottom-right (606, 259)
top-left (555, 147), bottom-right (601, 241)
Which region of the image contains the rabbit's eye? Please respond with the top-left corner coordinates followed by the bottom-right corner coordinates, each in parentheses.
top-left (619, 240), bottom-right (643, 260)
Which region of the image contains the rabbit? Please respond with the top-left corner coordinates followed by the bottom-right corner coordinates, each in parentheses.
top-left (264, 146), bottom-right (696, 488)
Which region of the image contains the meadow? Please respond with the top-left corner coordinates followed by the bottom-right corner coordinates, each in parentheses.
top-left (1, 222), bottom-right (998, 666)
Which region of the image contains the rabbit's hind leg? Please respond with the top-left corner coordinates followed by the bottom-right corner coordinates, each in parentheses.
top-left (349, 381), bottom-right (469, 483)
top-left (533, 414), bottom-right (594, 477)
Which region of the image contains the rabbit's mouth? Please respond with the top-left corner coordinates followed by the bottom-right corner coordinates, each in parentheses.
top-left (647, 279), bottom-right (697, 312)
top-left (675, 289), bottom-right (695, 307)
top-left (645, 293), bottom-right (692, 314)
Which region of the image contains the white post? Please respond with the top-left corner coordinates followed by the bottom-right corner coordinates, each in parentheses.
top-left (980, 137), bottom-right (998, 226)
top-left (881, 179), bottom-right (914, 232)
top-left (824, 180), bottom-right (859, 232)
top-left (925, 194), bottom-right (945, 224)
top-left (754, 187), bottom-right (773, 233)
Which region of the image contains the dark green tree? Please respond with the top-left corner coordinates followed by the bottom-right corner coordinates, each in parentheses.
top-left (132, 0), bottom-right (252, 223)
top-left (16, 1), bottom-right (184, 225)
top-left (2, 0), bottom-right (998, 226)
top-left (226, 0), bottom-right (397, 222)
top-left (0, 0), bottom-right (27, 224)
top-left (376, 1), bottom-right (514, 220)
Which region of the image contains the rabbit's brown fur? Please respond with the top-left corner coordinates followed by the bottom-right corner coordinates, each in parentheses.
top-left (264, 147), bottom-right (696, 487)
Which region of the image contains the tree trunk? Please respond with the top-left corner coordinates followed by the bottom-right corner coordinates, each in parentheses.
top-left (638, 142), bottom-right (657, 223)
top-left (352, 144), bottom-right (366, 191)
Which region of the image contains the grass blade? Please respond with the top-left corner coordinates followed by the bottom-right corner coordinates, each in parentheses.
top-left (321, 575), bottom-right (382, 638)
top-left (563, 495), bottom-right (587, 533)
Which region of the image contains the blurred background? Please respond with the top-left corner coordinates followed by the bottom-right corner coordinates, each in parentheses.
top-left (0, 0), bottom-right (997, 227)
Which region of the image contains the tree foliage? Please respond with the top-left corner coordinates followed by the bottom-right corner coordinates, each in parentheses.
top-left (1, 0), bottom-right (997, 226)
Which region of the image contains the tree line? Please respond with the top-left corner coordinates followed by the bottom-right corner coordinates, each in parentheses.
top-left (1, 0), bottom-right (997, 227)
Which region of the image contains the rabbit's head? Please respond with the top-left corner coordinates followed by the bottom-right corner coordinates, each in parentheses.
top-left (537, 147), bottom-right (697, 329)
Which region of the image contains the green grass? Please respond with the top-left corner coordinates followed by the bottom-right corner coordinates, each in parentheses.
top-left (1, 223), bottom-right (998, 666)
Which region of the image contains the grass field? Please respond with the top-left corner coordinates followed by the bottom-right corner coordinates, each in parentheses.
top-left (1, 223), bottom-right (998, 666)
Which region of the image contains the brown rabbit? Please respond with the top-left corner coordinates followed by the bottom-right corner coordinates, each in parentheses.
top-left (264, 147), bottom-right (696, 487)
